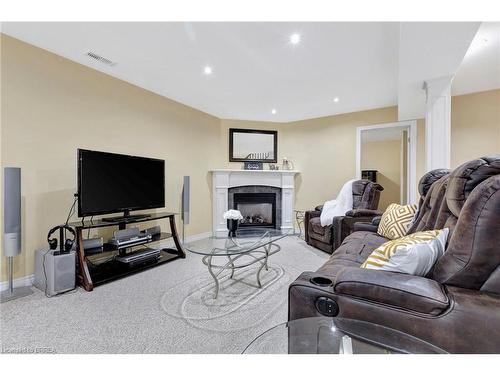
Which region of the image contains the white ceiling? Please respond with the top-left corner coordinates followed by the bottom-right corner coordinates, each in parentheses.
top-left (397, 22), bottom-right (481, 121)
top-left (1, 22), bottom-right (497, 123)
top-left (453, 22), bottom-right (500, 95)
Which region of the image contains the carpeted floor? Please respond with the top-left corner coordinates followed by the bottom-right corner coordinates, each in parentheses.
top-left (0, 236), bottom-right (328, 354)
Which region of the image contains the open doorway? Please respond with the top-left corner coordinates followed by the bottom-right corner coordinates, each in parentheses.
top-left (356, 121), bottom-right (417, 209)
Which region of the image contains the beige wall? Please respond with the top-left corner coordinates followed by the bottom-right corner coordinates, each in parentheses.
top-left (451, 89), bottom-right (500, 168)
top-left (361, 140), bottom-right (401, 210)
top-left (1, 35), bottom-right (221, 281)
top-left (1, 34), bottom-right (498, 282)
top-left (220, 107), bottom-right (400, 212)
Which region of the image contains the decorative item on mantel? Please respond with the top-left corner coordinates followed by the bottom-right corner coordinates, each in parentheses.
top-left (223, 209), bottom-right (243, 237)
top-left (269, 164), bottom-right (279, 170)
top-left (243, 161), bottom-right (263, 170)
top-left (282, 157), bottom-right (294, 170)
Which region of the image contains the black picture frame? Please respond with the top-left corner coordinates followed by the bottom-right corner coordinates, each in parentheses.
top-left (229, 128), bottom-right (278, 163)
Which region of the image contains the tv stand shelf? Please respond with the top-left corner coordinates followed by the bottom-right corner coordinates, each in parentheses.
top-left (70, 212), bottom-right (185, 291)
top-left (104, 232), bottom-right (173, 252)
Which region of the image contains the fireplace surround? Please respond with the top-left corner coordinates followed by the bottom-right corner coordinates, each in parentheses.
top-left (211, 169), bottom-right (299, 236)
top-left (229, 186), bottom-right (281, 229)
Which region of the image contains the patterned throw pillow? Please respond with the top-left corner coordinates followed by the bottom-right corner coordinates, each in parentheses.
top-left (377, 203), bottom-right (417, 240)
top-left (361, 229), bottom-right (449, 276)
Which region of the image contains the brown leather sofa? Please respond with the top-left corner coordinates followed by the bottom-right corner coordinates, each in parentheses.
top-left (304, 180), bottom-right (383, 253)
top-left (289, 156), bottom-right (500, 353)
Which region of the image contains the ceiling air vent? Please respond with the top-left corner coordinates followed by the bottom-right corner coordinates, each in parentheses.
top-left (85, 51), bottom-right (117, 66)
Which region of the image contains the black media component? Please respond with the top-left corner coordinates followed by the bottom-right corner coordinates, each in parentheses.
top-left (315, 297), bottom-right (339, 317)
top-left (361, 170), bottom-right (378, 183)
top-left (77, 149), bottom-right (165, 220)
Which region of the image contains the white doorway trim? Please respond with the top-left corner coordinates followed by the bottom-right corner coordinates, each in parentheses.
top-left (356, 120), bottom-right (418, 204)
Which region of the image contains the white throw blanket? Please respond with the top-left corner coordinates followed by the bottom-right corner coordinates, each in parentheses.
top-left (320, 179), bottom-right (355, 227)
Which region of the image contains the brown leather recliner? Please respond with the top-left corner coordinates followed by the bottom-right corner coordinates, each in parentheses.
top-left (289, 156), bottom-right (500, 353)
top-left (304, 180), bottom-right (383, 253)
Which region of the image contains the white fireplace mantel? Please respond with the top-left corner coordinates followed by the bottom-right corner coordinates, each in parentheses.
top-left (211, 169), bottom-right (299, 236)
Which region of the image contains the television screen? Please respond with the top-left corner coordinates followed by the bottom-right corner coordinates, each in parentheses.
top-left (77, 149), bottom-right (165, 217)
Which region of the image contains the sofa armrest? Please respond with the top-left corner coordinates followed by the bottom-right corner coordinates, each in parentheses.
top-left (304, 209), bottom-right (321, 243)
top-left (333, 268), bottom-right (449, 315)
top-left (345, 209), bottom-right (383, 217)
top-left (353, 215), bottom-right (382, 232)
top-left (305, 209), bottom-right (321, 220)
top-left (352, 222), bottom-right (378, 233)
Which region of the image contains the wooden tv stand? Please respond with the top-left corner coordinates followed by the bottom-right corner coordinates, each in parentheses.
top-left (70, 212), bottom-right (185, 292)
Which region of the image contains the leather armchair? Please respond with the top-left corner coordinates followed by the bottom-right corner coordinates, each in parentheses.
top-left (289, 156), bottom-right (500, 353)
top-left (304, 180), bottom-right (383, 253)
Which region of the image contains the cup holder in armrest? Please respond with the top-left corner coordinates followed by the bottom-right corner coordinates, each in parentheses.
top-left (310, 276), bottom-right (333, 287)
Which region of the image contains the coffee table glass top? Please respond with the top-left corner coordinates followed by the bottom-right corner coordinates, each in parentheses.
top-left (243, 317), bottom-right (447, 354)
top-left (184, 228), bottom-right (293, 256)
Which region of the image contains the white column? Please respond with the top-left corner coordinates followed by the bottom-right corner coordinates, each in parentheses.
top-left (212, 172), bottom-right (229, 236)
top-left (281, 172), bottom-right (295, 230)
top-left (423, 76), bottom-right (453, 171)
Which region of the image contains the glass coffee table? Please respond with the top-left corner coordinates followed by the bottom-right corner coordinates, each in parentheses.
top-left (243, 317), bottom-right (447, 354)
top-left (185, 229), bottom-right (293, 299)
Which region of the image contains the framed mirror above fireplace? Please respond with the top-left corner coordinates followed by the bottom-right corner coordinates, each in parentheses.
top-left (229, 128), bottom-right (278, 163)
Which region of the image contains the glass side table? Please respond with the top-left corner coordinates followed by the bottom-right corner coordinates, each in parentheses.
top-left (243, 317), bottom-right (447, 354)
top-left (294, 209), bottom-right (307, 239)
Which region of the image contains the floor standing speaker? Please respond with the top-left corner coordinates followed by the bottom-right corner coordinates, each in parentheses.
top-left (1, 167), bottom-right (33, 302)
top-left (181, 176), bottom-right (190, 243)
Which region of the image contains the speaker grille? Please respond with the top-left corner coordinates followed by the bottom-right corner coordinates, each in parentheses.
top-left (4, 167), bottom-right (21, 233)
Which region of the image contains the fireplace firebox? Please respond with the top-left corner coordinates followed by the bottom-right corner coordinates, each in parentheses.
top-left (234, 193), bottom-right (276, 228)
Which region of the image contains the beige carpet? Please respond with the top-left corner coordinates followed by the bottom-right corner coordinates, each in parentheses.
top-left (0, 236), bottom-right (328, 354)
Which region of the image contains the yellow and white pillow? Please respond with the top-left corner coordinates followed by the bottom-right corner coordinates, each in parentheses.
top-left (377, 203), bottom-right (417, 240)
top-left (361, 229), bottom-right (449, 276)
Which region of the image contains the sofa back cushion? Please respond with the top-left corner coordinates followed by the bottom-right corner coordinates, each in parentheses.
top-left (431, 156), bottom-right (500, 290)
top-left (407, 175), bottom-right (450, 234)
top-left (352, 180), bottom-right (383, 210)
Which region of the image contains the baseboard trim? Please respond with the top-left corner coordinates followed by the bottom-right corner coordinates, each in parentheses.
top-left (0, 274), bottom-right (35, 292)
top-left (0, 231), bottom-right (213, 292)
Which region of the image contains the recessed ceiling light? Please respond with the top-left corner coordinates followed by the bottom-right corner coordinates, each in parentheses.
top-left (203, 66), bottom-right (213, 75)
top-left (333, 97), bottom-right (340, 103)
top-left (271, 109), bottom-right (277, 115)
top-left (290, 33), bottom-right (301, 45)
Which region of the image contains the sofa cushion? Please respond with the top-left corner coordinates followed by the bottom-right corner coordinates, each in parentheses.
top-left (315, 231), bottom-right (387, 276)
top-left (378, 203), bottom-right (417, 239)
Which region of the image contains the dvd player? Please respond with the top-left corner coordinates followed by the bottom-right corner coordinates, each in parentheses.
top-left (108, 233), bottom-right (152, 248)
top-left (115, 247), bottom-right (161, 267)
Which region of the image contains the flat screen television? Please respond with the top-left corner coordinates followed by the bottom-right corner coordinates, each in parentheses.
top-left (77, 149), bottom-right (165, 219)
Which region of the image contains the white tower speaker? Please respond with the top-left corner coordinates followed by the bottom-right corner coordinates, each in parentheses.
top-left (181, 176), bottom-right (190, 243)
top-left (1, 167), bottom-right (33, 302)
